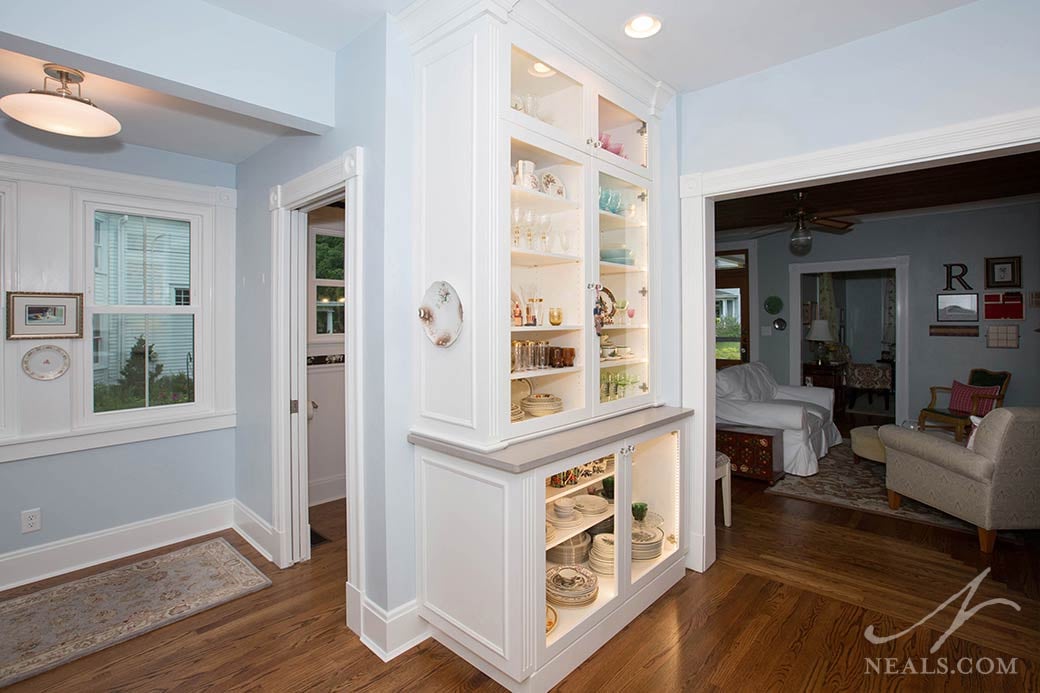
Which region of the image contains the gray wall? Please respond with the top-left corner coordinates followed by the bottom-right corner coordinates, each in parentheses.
top-left (756, 201), bottom-right (1040, 415)
top-left (845, 272), bottom-right (888, 363)
top-left (680, 0), bottom-right (1040, 172)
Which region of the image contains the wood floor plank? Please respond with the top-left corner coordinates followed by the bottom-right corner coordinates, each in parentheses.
top-left (4, 489), bottom-right (1037, 692)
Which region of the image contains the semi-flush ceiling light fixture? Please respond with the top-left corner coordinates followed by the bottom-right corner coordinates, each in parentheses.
top-left (624, 14), bottom-right (662, 39)
top-left (528, 61), bottom-right (557, 78)
top-left (0, 63), bottom-right (121, 138)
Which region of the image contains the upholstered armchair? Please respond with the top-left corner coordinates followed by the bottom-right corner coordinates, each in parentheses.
top-left (715, 362), bottom-right (842, 476)
top-left (918, 369), bottom-right (1011, 441)
top-left (831, 344), bottom-right (893, 409)
top-left (880, 408), bottom-right (1040, 553)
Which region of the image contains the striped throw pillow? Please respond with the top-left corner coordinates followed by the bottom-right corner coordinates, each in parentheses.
top-left (949, 380), bottom-right (1000, 415)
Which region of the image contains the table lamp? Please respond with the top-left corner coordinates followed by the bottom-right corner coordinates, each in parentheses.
top-left (806, 319), bottom-right (833, 365)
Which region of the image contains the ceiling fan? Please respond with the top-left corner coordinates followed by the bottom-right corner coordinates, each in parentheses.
top-left (731, 192), bottom-right (858, 255)
top-left (786, 191), bottom-right (856, 255)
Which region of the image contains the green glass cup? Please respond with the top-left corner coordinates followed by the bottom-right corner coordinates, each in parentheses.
top-left (632, 502), bottom-right (648, 523)
top-left (601, 476), bottom-right (615, 500)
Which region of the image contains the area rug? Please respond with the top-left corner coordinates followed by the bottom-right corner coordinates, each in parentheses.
top-left (0, 537), bottom-right (270, 687)
top-left (765, 443), bottom-right (987, 535)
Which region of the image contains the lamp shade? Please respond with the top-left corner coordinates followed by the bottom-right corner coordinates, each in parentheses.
top-left (0, 92), bottom-right (121, 137)
top-left (806, 319), bottom-right (832, 342)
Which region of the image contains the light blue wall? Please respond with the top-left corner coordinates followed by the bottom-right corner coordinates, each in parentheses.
top-left (0, 429), bottom-right (234, 553)
top-left (234, 17), bottom-right (394, 606)
top-left (0, 124), bottom-right (235, 187)
top-left (756, 202), bottom-right (1040, 414)
top-left (0, 0), bottom-right (335, 131)
top-left (681, 0), bottom-right (1040, 172)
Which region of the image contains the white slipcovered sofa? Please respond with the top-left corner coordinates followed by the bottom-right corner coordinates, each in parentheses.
top-left (716, 362), bottom-right (842, 476)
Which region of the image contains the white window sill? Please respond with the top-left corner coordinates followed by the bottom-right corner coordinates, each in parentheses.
top-left (0, 410), bottom-right (236, 464)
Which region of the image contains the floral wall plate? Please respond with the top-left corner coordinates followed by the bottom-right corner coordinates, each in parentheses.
top-left (418, 280), bottom-right (463, 347)
top-left (22, 344), bottom-right (71, 381)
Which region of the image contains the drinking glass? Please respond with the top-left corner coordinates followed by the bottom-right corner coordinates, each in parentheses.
top-left (511, 206), bottom-right (523, 248)
top-left (632, 502), bottom-right (648, 523)
top-left (549, 307), bottom-right (563, 326)
top-left (608, 191), bottom-right (623, 214)
top-left (627, 306), bottom-right (636, 323)
top-left (523, 209), bottom-right (536, 249)
top-left (615, 299), bottom-right (629, 325)
top-left (537, 214), bottom-right (552, 252)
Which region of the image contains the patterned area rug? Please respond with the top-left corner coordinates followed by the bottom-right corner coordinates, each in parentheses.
top-left (0, 537), bottom-right (270, 687)
top-left (765, 443), bottom-right (980, 534)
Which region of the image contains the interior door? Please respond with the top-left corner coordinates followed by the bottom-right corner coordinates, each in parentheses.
top-left (715, 250), bottom-right (749, 369)
top-left (289, 209), bottom-right (311, 563)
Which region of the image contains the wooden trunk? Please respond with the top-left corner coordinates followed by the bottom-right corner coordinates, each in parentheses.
top-left (716, 425), bottom-right (784, 484)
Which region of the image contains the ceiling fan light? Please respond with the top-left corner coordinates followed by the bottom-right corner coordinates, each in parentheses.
top-left (0, 64), bottom-right (121, 138)
top-left (789, 222), bottom-right (812, 256)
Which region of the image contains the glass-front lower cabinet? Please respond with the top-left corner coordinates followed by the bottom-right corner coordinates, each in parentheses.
top-left (412, 408), bottom-right (691, 692)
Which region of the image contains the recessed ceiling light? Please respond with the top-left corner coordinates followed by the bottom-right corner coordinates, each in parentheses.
top-left (528, 61), bottom-right (557, 78)
top-left (0, 63), bottom-right (120, 138)
top-left (624, 14), bottom-right (662, 39)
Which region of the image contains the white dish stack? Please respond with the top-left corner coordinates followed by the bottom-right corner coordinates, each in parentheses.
top-left (521, 394), bottom-right (563, 417)
top-left (631, 526), bottom-right (664, 561)
top-left (546, 532), bottom-right (590, 564)
top-left (572, 494), bottom-right (609, 518)
top-left (547, 497), bottom-right (584, 529)
top-left (588, 533), bottom-right (615, 575)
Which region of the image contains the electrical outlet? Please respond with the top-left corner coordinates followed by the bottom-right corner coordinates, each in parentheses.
top-left (21, 508), bottom-right (41, 534)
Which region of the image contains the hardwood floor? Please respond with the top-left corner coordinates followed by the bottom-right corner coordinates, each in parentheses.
top-left (5, 492), bottom-right (1038, 691)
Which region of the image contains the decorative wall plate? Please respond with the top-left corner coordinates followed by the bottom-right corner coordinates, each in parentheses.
top-left (22, 344), bottom-right (70, 381)
top-left (772, 317), bottom-right (787, 331)
top-left (418, 281), bottom-right (463, 347)
top-left (764, 295), bottom-right (784, 315)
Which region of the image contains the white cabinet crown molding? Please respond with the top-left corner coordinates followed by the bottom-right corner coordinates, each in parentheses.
top-left (0, 154), bottom-right (236, 208)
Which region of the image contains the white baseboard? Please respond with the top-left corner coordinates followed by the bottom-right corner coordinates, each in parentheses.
top-left (232, 500), bottom-right (285, 566)
top-left (0, 500), bottom-right (234, 593)
top-left (347, 582), bottom-right (430, 662)
top-left (308, 474), bottom-right (346, 507)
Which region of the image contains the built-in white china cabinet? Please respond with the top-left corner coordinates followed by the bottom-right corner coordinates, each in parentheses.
top-left (406, 1), bottom-right (685, 690)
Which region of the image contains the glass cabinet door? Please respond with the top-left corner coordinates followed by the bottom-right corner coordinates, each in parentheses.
top-left (509, 45), bottom-right (584, 146)
top-left (595, 168), bottom-right (649, 408)
top-left (628, 430), bottom-right (681, 587)
top-left (509, 135), bottom-right (587, 431)
top-left (543, 449), bottom-right (618, 649)
top-left (596, 95), bottom-right (649, 173)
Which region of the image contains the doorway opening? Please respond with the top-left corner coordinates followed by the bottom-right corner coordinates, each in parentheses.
top-left (714, 249), bottom-right (750, 369)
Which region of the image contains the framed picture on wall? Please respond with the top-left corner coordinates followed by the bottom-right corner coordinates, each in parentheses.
top-left (985, 256), bottom-right (1021, 288)
top-left (936, 293), bottom-right (978, 322)
top-left (6, 292), bottom-right (84, 339)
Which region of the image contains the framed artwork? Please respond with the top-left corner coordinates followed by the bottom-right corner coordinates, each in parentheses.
top-left (6, 292), bottom-right (84, 339)
top-left (936, 293), bottom-right (978, 322)
top-left (985, 256), bottom-right (1021, 288)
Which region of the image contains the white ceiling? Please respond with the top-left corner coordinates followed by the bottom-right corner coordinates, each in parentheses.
top-left (556, 0), bottom-right (976, 92)
top-left (0, 49), bottom-right (293, 164)
top-left (202, 0), bottom-right (417, 51)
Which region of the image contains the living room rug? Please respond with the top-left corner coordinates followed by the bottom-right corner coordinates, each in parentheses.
top-left (765, 443), bottom-right (1000, 536)
top-left (0, 537), bottom-right (270, 687)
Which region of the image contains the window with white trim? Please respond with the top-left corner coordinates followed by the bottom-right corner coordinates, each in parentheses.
top-left (90, 210), bottom-right (196, 413)
top-left (309, 227), bottom-right (345, 342)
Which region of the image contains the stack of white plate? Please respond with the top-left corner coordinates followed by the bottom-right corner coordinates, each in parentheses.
top-left (547, 532), bottom-right (590, 564)
top-left (547, 498), bottom-right (584, 529)
top-left (546, 565), bottom-right (598, 608)
top-left (588, 533), bottom-right (615, 575)
top-left (521, 393), bottom-right (563, 417)
top-left (573, 494), bottom-right (609, 517)
top-left (511, 403), bottom-right (525, 422)
top-left (631, 526), bottom-right (664, 561)
top-left (587, 515), bottom-right (614, 537)
top-left (545, 521), bottom-right (555, 544)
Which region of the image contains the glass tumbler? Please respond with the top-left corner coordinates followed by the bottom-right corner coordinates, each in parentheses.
top-left (549, 307), bottom-right (563, 326)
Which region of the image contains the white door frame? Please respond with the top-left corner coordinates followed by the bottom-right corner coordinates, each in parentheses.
top-left (681, 107), bottom-right (1040, 573)
top-left (788, 256), bottom-right (910, 425)
top-left (269, 149), bottom-right (364, 593)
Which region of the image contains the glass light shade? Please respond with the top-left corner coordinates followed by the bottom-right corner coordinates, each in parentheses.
top-left (789, 224), bottom-right (812, 255)
top-left (0, 92), bottom-right (121, 138)
top-left (806, 319), bottom-right (832, 342)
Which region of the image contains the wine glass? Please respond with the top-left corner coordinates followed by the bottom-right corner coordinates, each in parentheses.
top-left (537, 214), bottom-right (553, 252)
top-left (511, 207), bottom-right (523, 248)
top-left (523, 209), bottom-right (536, 249)
top-left (615, 299), bottom-right (629, 325)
